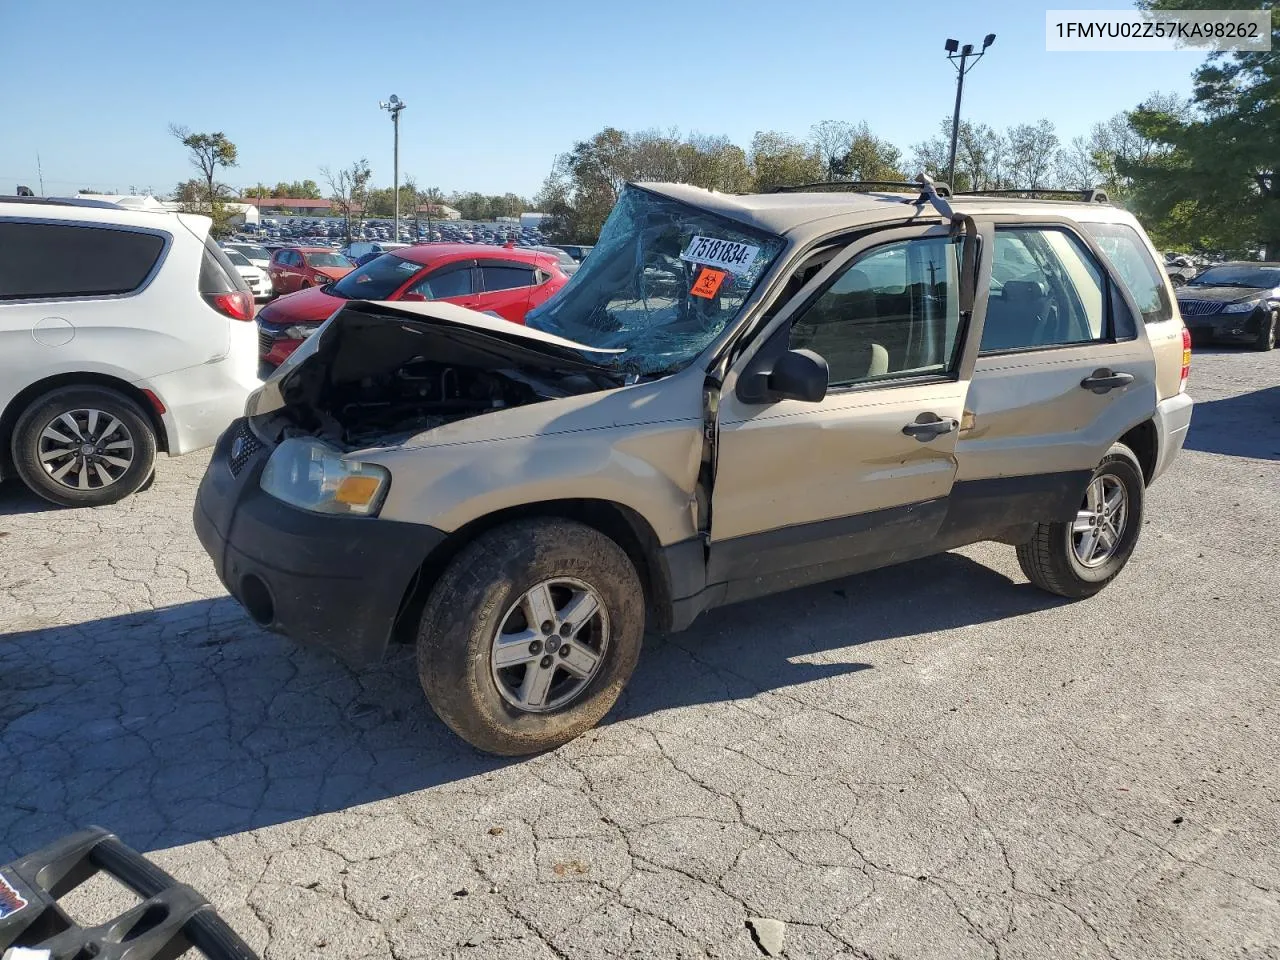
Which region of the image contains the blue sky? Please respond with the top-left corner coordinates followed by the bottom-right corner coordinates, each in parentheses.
top-left (1, 0), bottom-right (1207, 200)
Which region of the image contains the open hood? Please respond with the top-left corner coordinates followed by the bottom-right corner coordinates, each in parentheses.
top-left (246, 300), bottom-right (627, 450)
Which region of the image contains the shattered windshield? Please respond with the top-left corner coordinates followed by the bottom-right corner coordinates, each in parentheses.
top-left (526, 186), bottom-right (785, 376)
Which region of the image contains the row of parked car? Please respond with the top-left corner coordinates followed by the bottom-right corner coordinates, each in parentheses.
top-left (252, 215), bottom-right (552, 249)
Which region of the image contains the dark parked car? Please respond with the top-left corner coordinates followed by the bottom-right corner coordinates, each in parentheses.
top-left (553, 244), bottom-right (594, 262)
top-left (1175, 262), bottom-right (1280, 350)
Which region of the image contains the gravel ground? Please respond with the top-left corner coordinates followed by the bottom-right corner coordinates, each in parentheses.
top-left (1, 348), bottom-right (1277, 960)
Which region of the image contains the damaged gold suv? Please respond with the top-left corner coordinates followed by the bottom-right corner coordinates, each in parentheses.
top-left (195, 179), bottom-right (1195, 754)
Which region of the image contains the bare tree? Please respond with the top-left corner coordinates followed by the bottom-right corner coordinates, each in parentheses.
top-left (1007, 119), bottom-right (1060, 189)
top-left (1055, 135), bottom-right (1101, 190)
top-left (808, 120), bottom-right (857, 179)
top-left (321, 159), bottom-right (372, 243)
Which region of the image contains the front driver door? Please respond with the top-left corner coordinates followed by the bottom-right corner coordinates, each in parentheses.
top-left (709, 225), bottom-right (978, 597)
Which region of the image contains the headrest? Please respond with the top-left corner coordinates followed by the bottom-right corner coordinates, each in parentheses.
top-left (1002, 279), bottom-right (1046, 303)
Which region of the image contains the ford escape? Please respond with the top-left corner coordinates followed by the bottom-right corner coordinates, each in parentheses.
top-left (194, 179), bottom-right (1195, 755)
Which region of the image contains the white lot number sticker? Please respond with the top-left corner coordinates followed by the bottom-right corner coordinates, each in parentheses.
top-left (680, 236), bottom-right (760, 275)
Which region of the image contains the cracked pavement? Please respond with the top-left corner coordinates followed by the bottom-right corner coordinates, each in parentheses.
top-left (2, 348), bottom-right (1278, 959)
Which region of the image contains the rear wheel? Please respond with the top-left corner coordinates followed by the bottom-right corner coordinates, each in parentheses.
top-left (1016, 443), bottom-right (1144, 599)
top-left (11, 386), bottom-right (157, 507)
top-left (1253, 309), bottom-right (1277, 352)
top-left (417, 519), bottom-right (645, 755)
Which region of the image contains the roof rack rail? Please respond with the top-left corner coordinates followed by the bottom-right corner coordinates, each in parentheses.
top-left (0, 195), bottom-right (123, 209)
top-left (953, 187), bottom-right (1110, 204)
top-left (770, 180), bottom-right (952, 198)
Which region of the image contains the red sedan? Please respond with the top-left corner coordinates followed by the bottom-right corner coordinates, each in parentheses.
top-left (266, 246), bottom-right (355, 296)
top-left (256, 244), bottom-right (570, 367)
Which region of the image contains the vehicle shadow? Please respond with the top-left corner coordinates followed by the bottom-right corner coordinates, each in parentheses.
top-left (0, 480), bottom-right (53, 517)
top-left (1183, 384), bottom-right (1280, 461)
top-left (0, 552), bottom-right (1060, 859)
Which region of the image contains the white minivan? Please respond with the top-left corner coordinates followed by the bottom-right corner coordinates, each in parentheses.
top-left (0, 196), bottom-right (261, 507)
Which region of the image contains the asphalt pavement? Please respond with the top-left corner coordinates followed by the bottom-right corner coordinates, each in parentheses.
top-left (1, 348), bottom-right (1277, 959)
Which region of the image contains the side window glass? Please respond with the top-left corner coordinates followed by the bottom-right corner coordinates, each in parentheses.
top-left (981, 228), bottom-right (1107, 353)
top-left (481, 265), bottom-right (536, 291)
top-left (1079, 221), bottom-right (1173, 324)
top-left (410, 267), bottom-right (474, 300)
top-left (788, 236), bottom-right (962, 387)
top-left (0, 222), bottom-right (165, 300)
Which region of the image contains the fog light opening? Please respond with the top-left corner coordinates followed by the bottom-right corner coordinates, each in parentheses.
top-left (239, 574), bottom-right (275, 626)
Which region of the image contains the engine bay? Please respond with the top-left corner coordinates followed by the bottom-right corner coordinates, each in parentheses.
top-left (252, 305), bottom-right (624, 450)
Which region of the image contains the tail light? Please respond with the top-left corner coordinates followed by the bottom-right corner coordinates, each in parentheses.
top-left (1180, 326), bottom-right (1191, 390)
top-left (206, 290), bottom-right (255, 321)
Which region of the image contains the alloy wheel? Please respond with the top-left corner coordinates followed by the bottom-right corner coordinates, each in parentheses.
top-left (1072, 475), bottom-right (1128, 568)
top-left (490, 577), bottom-right (610, 713)
top-left (36, 409), bottom-right (135, 492)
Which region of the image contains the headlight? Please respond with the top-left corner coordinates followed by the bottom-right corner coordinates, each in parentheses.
top-left (283, 325), bottom-right (319, 339)
top-left (260, 438), bottom-right (390, 516)
top-left (1222, 298), bottom-right (1262, 313)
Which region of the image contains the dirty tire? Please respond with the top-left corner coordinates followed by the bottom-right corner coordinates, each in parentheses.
top-left (1253, 309), bottom-right (1277, 352)
top-left (11, 386), bottom-right (157, 508)
top-left (417, 519), bottom-right (645, 755)
top-left (1016, 443), bottom-right (1144, 599)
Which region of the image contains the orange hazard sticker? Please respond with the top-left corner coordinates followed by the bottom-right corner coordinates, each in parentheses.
top-left (691, 267), bottom-right (727, 299)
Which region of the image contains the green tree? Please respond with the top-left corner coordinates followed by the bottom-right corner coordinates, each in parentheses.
top-left (1123, 1), bottom-right (1279, 256)
top-left (748, 130), bottom-right (824, 191)
top-left (840, 123), bottom-right (906, 182)
top-left (168, 125), bottom-right (238, 235)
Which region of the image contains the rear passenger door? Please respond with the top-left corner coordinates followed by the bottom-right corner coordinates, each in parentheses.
top-left (952, 219), bottom-right (1157, 533)
top-left (476, 260), bottom-right (539, 323)
top-left (402, 261), bottom-right (480, 309)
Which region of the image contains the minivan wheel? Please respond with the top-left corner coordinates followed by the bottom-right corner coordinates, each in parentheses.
top-left (1253, 309), bottom-right (1277, 352)
top-left (11, 386), bottom-right (157, 508)
top-left (417, 519), bottom-right (645, 755)
top-left (1015, 443), bottom-right (1144, 599)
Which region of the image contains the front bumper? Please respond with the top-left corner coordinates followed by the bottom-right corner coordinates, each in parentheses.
top-left (193, 420), bottom-right (445, 667)
top-left (256, 319), bottom-right (308, 366)
top-left (1151, 392), bottom-right (1195, 483)
top-left (1181, 310), bottom-right (1264, 342)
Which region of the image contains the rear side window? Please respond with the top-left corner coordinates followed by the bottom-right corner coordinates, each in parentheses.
top-left (1079, 221), bottom-right (1174, 324)
top-left (200, 237), bottom-right (250, 295)
top-left (0, 220), bottom-right (166, 300)
top-left (981, 228), bottom-right (1107, 353)
top-left (482, 265), bottom-right (536, 291)
top-left (409, 267), bottom-right (474, 300)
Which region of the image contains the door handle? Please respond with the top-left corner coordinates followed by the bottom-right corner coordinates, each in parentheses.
top-left (902, 413), bottom-right (958, 442)
top-left (1080, 368), bottom-right (1135, 394)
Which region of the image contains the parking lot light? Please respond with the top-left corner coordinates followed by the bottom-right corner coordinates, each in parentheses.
top-left (944, 34), bottom-right (995, 190)
top-left (379, 94), bottom-right (407, 244)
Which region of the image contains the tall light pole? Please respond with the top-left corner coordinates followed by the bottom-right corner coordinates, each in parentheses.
top-left (379, 94), bottom-right (407, 241)
top-left (944, 34), bottom-right (995, 191)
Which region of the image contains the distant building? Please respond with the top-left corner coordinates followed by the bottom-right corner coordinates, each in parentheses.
top-left (238, 197), bottom-right (333, 215)
top-left (520, 212), bottom-right (550, 230)
top-left (417, 203), bottom-right (461, 220)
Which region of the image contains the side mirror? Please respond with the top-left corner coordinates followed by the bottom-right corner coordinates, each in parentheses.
top-left (767, 349), bottom-right (829, 403)
top-left (736, 330), bottom-right (829, 405)
top-left (400, 291), bottom-right (427, 302)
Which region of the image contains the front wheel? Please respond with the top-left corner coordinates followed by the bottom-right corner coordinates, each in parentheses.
top-left (417, 519), bottom-right (645, 755)
top-left (1252, 309), bottom-right (1277, 352)
top-left (1016, 443), bottom-right (1145, 599)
